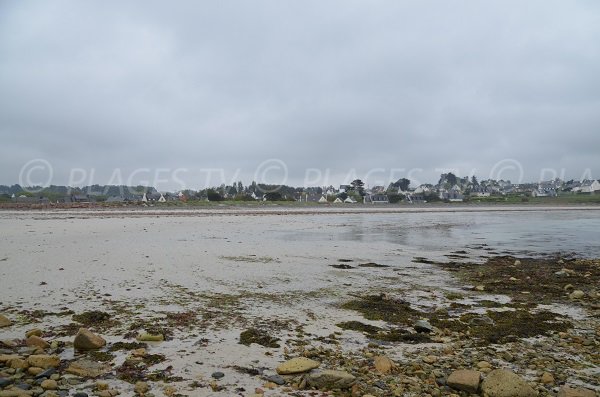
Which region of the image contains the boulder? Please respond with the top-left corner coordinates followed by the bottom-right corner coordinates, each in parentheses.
top-left (481, 369), bottom-right (536, 397)
top-left (136, 333), bottom-right (164, 342)
top-left (66, 359), bottom-right (111, 378)
top-left (414, 319), bottom-right (434, 333)
top-left (0, 315), bottom-right (12, 328)
top-left (276, 357), bottom-right (320, 375)
top-left (569, 290), bottom-right (585, 300)
top-left (306, 369), bottom-right (356, 390)
top-left (557, 386), bottom-right (596, 397)
top-left (373, 356), bottom-right (394, 374)
top-left (27, 355), bottom-right (60, 369)
top-left (540, 372), bottom-right (554, 384)
top-left (74, 328), bottom-right (106, 350)
top-left (26, 336), bottom-right (50, 349)
top-left (447, 369), bottom-right (482, 394)
top-left (25, 329), bottom-right (43, 338)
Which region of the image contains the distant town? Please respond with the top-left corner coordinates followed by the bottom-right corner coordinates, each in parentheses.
top-left (1, 173), bottom-right (600, 207)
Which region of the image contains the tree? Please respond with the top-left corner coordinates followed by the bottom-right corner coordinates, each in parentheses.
top-left (350, 179), bottom-right (366, 196)
top-left (206, 189), bottom-right (223, 201)
top-left (264, 191), bottom-right (283, 201)
top-left (471, 175), bottom-right (479, 186)
top-left (394, 178), bottom-right (410, 192)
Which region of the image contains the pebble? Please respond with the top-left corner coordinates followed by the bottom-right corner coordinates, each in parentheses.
top-left (373, 356), bottom-right (394, 374)
top-left (0, 315), bottom-right (12, 328)
top-left (414, 319), bottom-right (434, 333)
top-left (40, 379), bottom-right (58, 390)
top-left (276, 357), bottom-right (320, 375)
top-left (134, 381), bottom-right (149, 395)
top-left (211, 372), bottom-right (224, 379)
top-left (540, 371), bottom-right (554, 384)
top-left (34, 368), bottom-right (56, 379)
top-left (73, 328), bottom-right (106, 350)
top-left (72, 393), bottom-right (88, 397)
top-left (25, 329), bottom-right (43, 338)
top-left (264, 374), bottom-right (286, 385)
top-left (569, 290), bottom-right (585, 300)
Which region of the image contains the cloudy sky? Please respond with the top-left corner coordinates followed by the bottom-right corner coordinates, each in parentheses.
top-left (1, 1), bottom-right (599, 190)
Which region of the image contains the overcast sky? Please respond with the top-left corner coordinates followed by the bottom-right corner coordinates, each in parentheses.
top-left (1, 1), bottom-right (599, 190)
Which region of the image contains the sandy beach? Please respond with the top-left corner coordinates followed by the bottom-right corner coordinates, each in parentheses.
top-left (1, 207), bottom-right (599, 396)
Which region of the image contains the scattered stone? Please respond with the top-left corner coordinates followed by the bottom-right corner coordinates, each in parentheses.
top-left (134, 381), bottom-right (149, 395)
top-left (0, 315), bottom-right (11, 328)
top-left (414, 319), bottom-right (434, 333)
top-left (136, 333), bottom-right (164, 342)
top-left (373, 356), bottom-right (394, 374)
top-left (477, 360), bottom-right (492, 369)
top-left (569, 290), bottom-right (585, 300)
top-left (276, 357), bottom-right (320, 375)
top-left (26, 336), bottom-right (50, 349)
top-left (9, 358), bottom-right (28, 369)
top-left (447, 369), bottom-right (482, 394)
top-left (34, 368), bottom-right (56, 379)
top-left (540, 372), bottom-right (554, 384)
top-left (40, 379), bottom-right (58, 390)
top-left (264, 374), bottom-right (285, 385)
top-left (0, 378), bottom-right (13, 388)
top-left (211, 372), bottom-right (224, 379)
top-left (481, 369), bottom-right (536, 397)
top-left (74, 329), bottom-right (106, 350)
top-left (66, 359), bottom-right (111, 378)
top-left (73, 393), bottom-right (88, 397)
top-left (25, 329), bottom-right (43, 338)
top-left (557, 386), bottom-right (596, 397)
top-left (27, 367), bottom-right (43, 376)
top-left (306, 370), bottom-right (356, 390)
top-left (27, 354), bottom-right (60, 369)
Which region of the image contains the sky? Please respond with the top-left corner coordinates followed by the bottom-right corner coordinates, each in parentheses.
top-left (1, 1), bottom-right (599, 190)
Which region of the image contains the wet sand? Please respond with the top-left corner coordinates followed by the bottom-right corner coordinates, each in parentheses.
top-left (0, 208), bottom-right (599, 396)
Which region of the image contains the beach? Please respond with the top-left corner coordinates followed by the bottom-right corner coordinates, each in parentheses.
top-left (0, 207), bottom-right (599, 396)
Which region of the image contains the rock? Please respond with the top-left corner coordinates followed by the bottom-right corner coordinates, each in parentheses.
top-left (557, 386), bottom-right (596, 397)
top-left (9, 358), bottom-right (28, 369)
top-left (96, 381), bottom-right (109, 391)
top-left (136, 333), bottom-right (164, 342)
top-left (134, 381), bottom-right (149, 395)
top-left (27, 367), bottom-right (44, 376)
top-left (0, 315), bottom-right (12, 328)
top-left (569, 290), bottom-right (585, 300)
top-left (540, 372), bottom-right (554, 384)
top-left (40, 379), bottom-right (58, 390)
top-left (96, 390), bottom-right (119, 397)
top-left (66, 359), bottom-right (111, 378)
top-left (447, 369), bottom-right (482, 394)
top-left (264, 374), bottom-right (286, 385)
top-left (477, 361), bottom-right (492, 369)
top-left (514, 260), bottom-right (521, 266)
top-left (34, 368), bottom-right (56, 379)
top-left (25, 329), bottom-right (43, 338)
top-left (475, 285), bottom-right (485, 291)
top-left (414, 319), bottom-right (434, 333)
top-left (422, 355), bottom-right (437, 364)
top-left (0, 378), bottom-right (13, 388)
top-left (0, 391), bottom-right (33, 397)
top-left (26, 336), bottom-right (50, 349)
top-left (306, 370), bottom-right (356, 390)
top-left (72, 393), bottom-right (88, 397)
top-left (564, 284), bottom-right (574, 291)
top-left (211, 372), bottom-right (224, 379)
top-left (373, 356), bottom-right (394, 374)
top-left (481, 369), bottom-right (536, 397)
top-left (27, 355), bottom-right (60, 369)
top-left (73, 329), bottom-right (106, 350)
top-left (276, 357), bottom-right (320, 375)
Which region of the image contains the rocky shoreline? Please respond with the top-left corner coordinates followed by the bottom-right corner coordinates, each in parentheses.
top-left (1, 254), bottom-right (599, 397)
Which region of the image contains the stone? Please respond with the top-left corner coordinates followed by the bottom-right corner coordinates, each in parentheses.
top-left (0, 391), bottom-right (33, 397)
top-left (477, 360), bottom-right (492, 369)
top-left (96, 381), bottom-right (109, 391)
top-left (134, 381), bottom-right (149, 395)
top-left (27, 355), bottom-right (60, 369)
top-left (40, 379), bottom-right (58, 390)
top-left (264, 374), bottom-right (286, 385)
top-left (136, 333), bottom-right (164, 342)
top-left (414, 319), bottom-right (434, 333)
top-left (540, 372), bottom-right (554, 384)
top-left (34, 368), bottom-right (56, 379)
top-left (211, 372), bottom-right (224, 379)
top-left (0, 354), bottom-right (20, 363)
top-left (306, 370), bottom-right (356, 390)
top-left (557, 386), bottom-right (596, 397)
top-left (276, 357), bottom-right (320, 375)
top-left (73, 329), bottom-right (106, 350)
top-left (25, 329), bottom-right (43, 338)
top-left (481, 369), bottom-right (536, 397)
top-left (0, 378), bottom-right (13, 387)
top-left (27, 367), bottom-right (44, 376)
top-left (373, 356), bottom-right (394, 374)
top-left (514, 260), bottom-right (521, 266)
top-left (9, 358), bottom-right (29, 369)
top-left (423, 355), bottom-right (437, 364)
top-left (475, 285), bottom-right (485, 291)
top-left (73, 393), bottom-right (88, 397)
top-left (66, 359), bottom-right (111, 378)
top-left (26, 336), bottom-right (50, 349)
top-left (569, 290), bottom-right (585, 300)
top-left (0, 315), bottom-right (12, 328)
top-left (447, 369), bottom-right (482, 394)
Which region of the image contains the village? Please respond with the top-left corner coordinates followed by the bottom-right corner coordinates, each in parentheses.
top-left (1, 174), bottom-right (599, 208)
